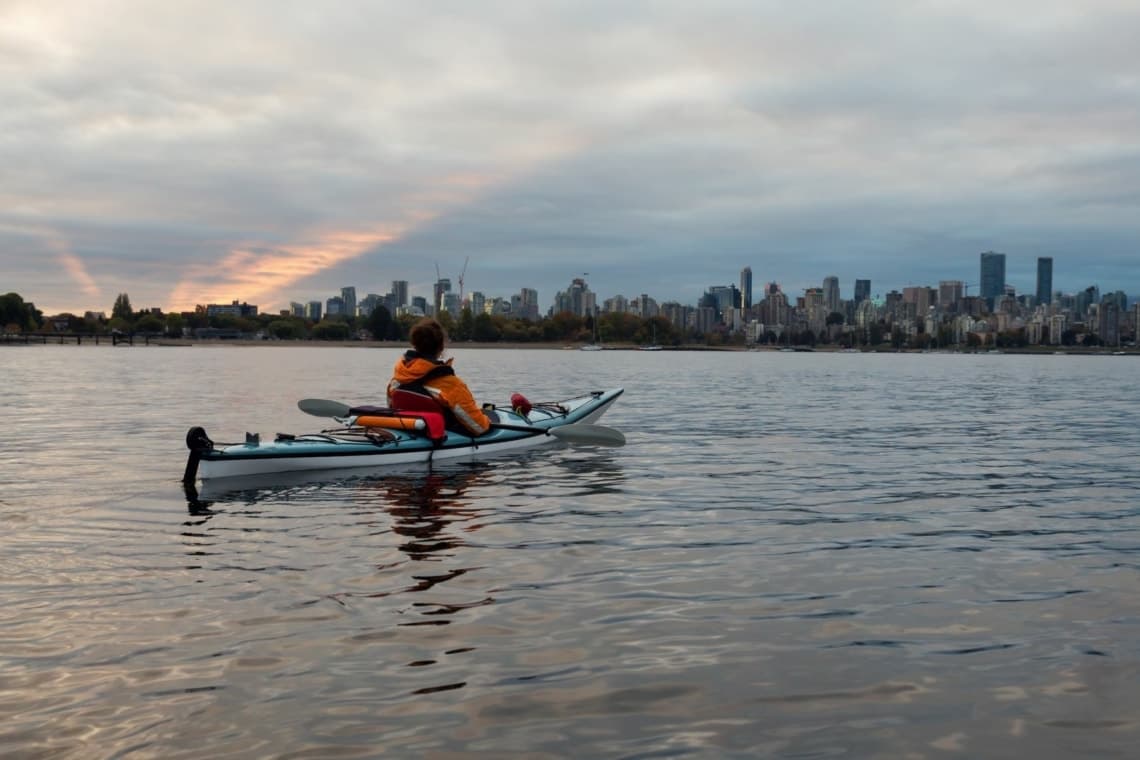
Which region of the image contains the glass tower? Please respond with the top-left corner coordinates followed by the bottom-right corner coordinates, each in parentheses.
top-left (979, 252), bottom-right (1006, 307)
top-left (341, 287), bottom-right (357, 318)
top-left (822, 276), bottom-right (840, 313)
top-left (1036, 257), bottom-right (1053, 306)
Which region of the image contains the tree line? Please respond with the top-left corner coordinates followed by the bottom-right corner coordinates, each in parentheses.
top-left (2, 291), bottom-right (685, 345)
top-left (6, 290), bottom-right (1105, 349)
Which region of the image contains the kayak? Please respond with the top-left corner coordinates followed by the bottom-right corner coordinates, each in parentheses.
top-left (183, 388), bottom-right (624, 483)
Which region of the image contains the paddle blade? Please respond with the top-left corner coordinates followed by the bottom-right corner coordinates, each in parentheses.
top-left (549, 423), bottom-right (625, 447)
top-left (298, 398), bottom-right (352, 417)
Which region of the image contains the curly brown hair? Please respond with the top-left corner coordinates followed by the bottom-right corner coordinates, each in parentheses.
top-left (409, 318), bottom-right (446, 357)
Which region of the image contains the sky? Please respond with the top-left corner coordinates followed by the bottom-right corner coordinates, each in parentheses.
top-left (3, 0), bottom-right (1139, 316)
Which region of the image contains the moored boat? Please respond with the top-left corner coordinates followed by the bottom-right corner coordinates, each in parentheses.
top-left (184, 388), bottom-right (624, 483)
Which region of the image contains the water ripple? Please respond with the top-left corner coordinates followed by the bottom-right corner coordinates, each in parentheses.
top-left (1, 349), bottom-right (1138, 757)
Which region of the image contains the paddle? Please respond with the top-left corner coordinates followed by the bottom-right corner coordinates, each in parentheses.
top-left (298, 398), bottom-right (356, 418)
top-left (297, 398), bottom-right (625, 447)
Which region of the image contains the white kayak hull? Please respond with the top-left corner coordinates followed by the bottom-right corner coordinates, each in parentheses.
top-left (185, 388), bottom-right (623, 483)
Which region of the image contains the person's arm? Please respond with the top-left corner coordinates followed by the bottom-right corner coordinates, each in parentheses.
top-left (438, 376), bottom-right (491, 435)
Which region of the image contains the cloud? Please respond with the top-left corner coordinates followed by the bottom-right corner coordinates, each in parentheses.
top-left (3, 1), bottom-right (1140, 313)
top-left (56, 248), bottom-right (100, 300)
top-left (164, 220), bottom-right (436, 311)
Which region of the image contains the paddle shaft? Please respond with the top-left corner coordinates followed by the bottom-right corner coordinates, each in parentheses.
top-left (489, 422), bottom-right (554, 436)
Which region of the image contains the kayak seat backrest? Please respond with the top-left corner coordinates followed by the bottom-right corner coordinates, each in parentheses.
top-left (389, 388), bottom-right (443, 414)
top-left (388, 388), bottom-right (449, 443)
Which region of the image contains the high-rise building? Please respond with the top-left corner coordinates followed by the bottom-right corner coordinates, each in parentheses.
top-left (854, 299), bottom-right (877, 330)
top-left (661, 302), bottom-right (691, 332)
top-left (391, 280), bottom-right (408, 308)
top-left (1099, 301), bottom-right (1121, 346)
top-left (1077, 285), bottom-right (1099, 317)
top-left (554, 278), bottom-right (594, 317)
top-left (939, 281), bottom-right (964, 310)
top-left (902, 286), bottom-right (934, 316)
top-left (604, 294), bottom-right (630, 314)
top-left (632, 294), bottom-right (659, 318)
top-left (705, 285), bottom-right (739, 321)
top-left (515, 288), bottom-right (539, 321)
top-left (433, 278), bottom-right (451, 316)
top-left (1104, 290), bottom-right (1128, 310)
top-left (758, 289), bottom-right (789, 327)
top-left (740, 267), bottom-right (753, 310)
top-left (854, 279), bottom-right (871, 304)
top-left (822, 276), bottom-right (840, 313)
top-left (980, 251), bottom-right (1006, 307)
top-left (694, 306), bottom-right (718, 335)
top-left (1036, 258), bottom-right (1053, 306)
top-left (358, 293), bottom-right (382, 317)
top-left (341, 287), bottom-right (357, 318)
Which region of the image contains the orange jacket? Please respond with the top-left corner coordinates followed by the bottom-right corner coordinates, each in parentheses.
top-left (388, 352), bottom-right (491, 436)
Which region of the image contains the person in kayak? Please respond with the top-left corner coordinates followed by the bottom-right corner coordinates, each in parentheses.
top-left (388, 317), bottom-right (492, 436)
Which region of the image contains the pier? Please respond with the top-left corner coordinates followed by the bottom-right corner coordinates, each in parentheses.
top-left (2, 332), bottom-right (139, 346)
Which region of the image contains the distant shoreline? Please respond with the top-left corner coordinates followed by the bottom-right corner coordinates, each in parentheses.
top-left (6, 335), bottom-right (1135, 354)
top-left (133, 341), bottom-right (1140, 355)
top-left (149, 340), bottom-right (743, 351)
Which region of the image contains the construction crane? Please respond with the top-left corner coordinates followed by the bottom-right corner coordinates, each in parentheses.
top-left (963, 283), bottom-right (976, 297)
top-left (458, 256), bottom-right (469, 309)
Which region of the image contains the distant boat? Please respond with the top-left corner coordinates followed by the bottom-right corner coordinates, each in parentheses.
top-left (581, 310), bottom-right (604, 351)
top-left (639, 324), bottom-right (662, 351)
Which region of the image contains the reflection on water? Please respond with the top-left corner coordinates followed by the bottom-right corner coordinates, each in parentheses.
top-left (3, 349), bottom-right (1139, 758)
top-left (374, 468), bottom-right (487, 563)
top-left (185, 463), bottom-right (497, 605)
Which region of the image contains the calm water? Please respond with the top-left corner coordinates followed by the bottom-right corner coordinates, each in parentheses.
top-left (2, 345), bottom-right (1138, 758)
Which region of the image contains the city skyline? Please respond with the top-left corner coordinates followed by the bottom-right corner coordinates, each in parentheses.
top-left (4, 3), bottom-right (1140, 315)
top-left (219, 251), bottom-right (1132, 324)
top-left (14, 249), bottom-right (1137, 320)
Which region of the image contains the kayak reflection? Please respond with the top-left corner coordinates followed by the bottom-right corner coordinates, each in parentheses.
top-left (182, 463), bottom-right (496, 572)
top-left (363, 466), bottom-right (491, 563)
